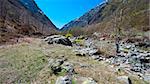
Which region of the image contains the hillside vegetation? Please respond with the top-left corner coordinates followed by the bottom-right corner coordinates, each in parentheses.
top-left (62, 0), bottom-right (149, 38)
top-left (0, 0), bottom-right (57, 44)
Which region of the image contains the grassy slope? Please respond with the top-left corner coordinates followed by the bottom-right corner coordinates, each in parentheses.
top-left (0, 38), bottom-right (148, 84)
top-left (0, 39), bottom-right (48, 83)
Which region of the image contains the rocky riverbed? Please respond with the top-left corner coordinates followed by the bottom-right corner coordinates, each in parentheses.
top-left (0, 35), bottom-right (149, 84)
top-left (44, 35), bottom-right (150, 84)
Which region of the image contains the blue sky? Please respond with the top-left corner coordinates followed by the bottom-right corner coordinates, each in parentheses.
top-left (35, 0), bottom-right (104, 28)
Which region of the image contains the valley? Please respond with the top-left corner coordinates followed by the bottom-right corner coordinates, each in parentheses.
top-left (0, 0), bottom-right (149, 84)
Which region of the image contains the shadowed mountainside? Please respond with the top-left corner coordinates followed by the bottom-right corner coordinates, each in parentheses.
top-left (0, 0), bottom-right (57, 44)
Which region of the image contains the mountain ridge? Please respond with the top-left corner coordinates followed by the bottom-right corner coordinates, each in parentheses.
top-left (61, 2), bottom-right (106, 30)
top-left (61, 0), bottom-right (149, 38)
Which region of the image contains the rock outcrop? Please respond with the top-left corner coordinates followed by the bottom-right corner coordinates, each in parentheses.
top-left (0, 0), bottom-right (57, 43)
top-left (45, 35), bottom-right (72, 46)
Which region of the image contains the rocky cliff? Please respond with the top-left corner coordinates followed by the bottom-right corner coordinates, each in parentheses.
top-left (0, 0), bottom-right (57, 43)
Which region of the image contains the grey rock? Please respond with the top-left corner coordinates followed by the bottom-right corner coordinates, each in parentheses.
top-left (117, 76), bottom-right (132, 84)
top-left (131, 66), bottom-right (142, 72)
top-left (62, 62), bottom-right (74, 74)
top-left (74, 47), bottom-right (87, 56)
top-left (45, 35), bottom-right (72, 46)
top-left (126, 45), bottom-right (132, 49)
top-left (88, 48), bottom-right (98, 56)
top-left (48, 59), bottom-right (64, 75)
top-left (55, 76), bottom-right (72, 84)
top-left (112, 42), bottom-right (150, 75)
top-left (74, 47), bottom-right (99, 56)
top-left (48, 58), bottom-right (75, 75)
top-left (81, 77), bottom-right (97, 84)
top-left (75, 76), bottom-right (97, 84)
top-left (84, 39), bottom-right (94, 48)
top-left (91, 55), bottom-right (100, 60)
top-left (118, 52), bottom-right (127, 57)
top-left (143, 75), bottom-right (150, 82)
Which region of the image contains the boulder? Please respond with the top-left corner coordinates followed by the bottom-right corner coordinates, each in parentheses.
top-left (74, 76), bottom-right (97, 84)
top-left (62, 62), bottom-right (74, 74)
top-left (77, 77), bottom-right (97, 84)
top-left (117, 76), bottom-right (132, 84)
top-left (74, 47), bottom-right (99, 56)
top-left (143, 75), bottom-right (150, 82)
top-left (91, 55), bottom-right (104, 61)
top-left (84, 38), bottom-right (95, 48)
top-left (91, 55), bottom-right (100, 60)
top-left (45, 35), bottom-right (72, 46)
top-left (48, 58), bottom-right (74, 75)
top-left (131, 65), bottom-right (142, 73)
top-left (55, 76), bottom-right (72, 84)
top-left (48, 59), bottom-right (64, 75)
top-left (82, 78), bottom-right (97, 84)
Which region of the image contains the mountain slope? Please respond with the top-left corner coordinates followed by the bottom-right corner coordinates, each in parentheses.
top-left (61, 3), bottom-right (106, 30)
top-left (0, 0), bottom-right (57, 44)
top-left (62, 0), bottom-right (149, 37)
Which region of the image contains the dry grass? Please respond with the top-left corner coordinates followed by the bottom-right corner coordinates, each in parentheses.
top-left (0, 38), bottom-right (147, 84)
top-left (94, 40), bottom-right (117, 58)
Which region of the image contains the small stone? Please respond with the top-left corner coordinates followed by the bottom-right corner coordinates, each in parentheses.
top-left (131, 66), bottom-right (142, 72)
top-left (74, 47), bottom-right (99, 57)
top-left (143, 75), bottom-right (150, 82)
top-left (55, 76), bottom-right (72, 84)
top-left (62, 62), bottom-right (74, 74)
top-left (82, 77), bottom-right (97, 84)
top-left (91, 55), bottom-right (100, 60)
top-left (117, 76), bottom-right (132, 84)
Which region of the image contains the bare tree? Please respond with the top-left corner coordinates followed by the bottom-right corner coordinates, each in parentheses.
top-left (1, 0), bottom-right (7, 28)
top-left (115, 0), bottom-right (127, 55)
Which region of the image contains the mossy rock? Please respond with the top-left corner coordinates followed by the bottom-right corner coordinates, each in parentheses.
top-left (74, 39), bottom-right (84, 45)
top-left (65, 33), bottom-right (73, 38)
top-left (122, 48), bottom-right (130, 53)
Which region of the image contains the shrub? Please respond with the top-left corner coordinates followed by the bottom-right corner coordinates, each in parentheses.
top-left (65, 33), bottom-right (73, 38)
